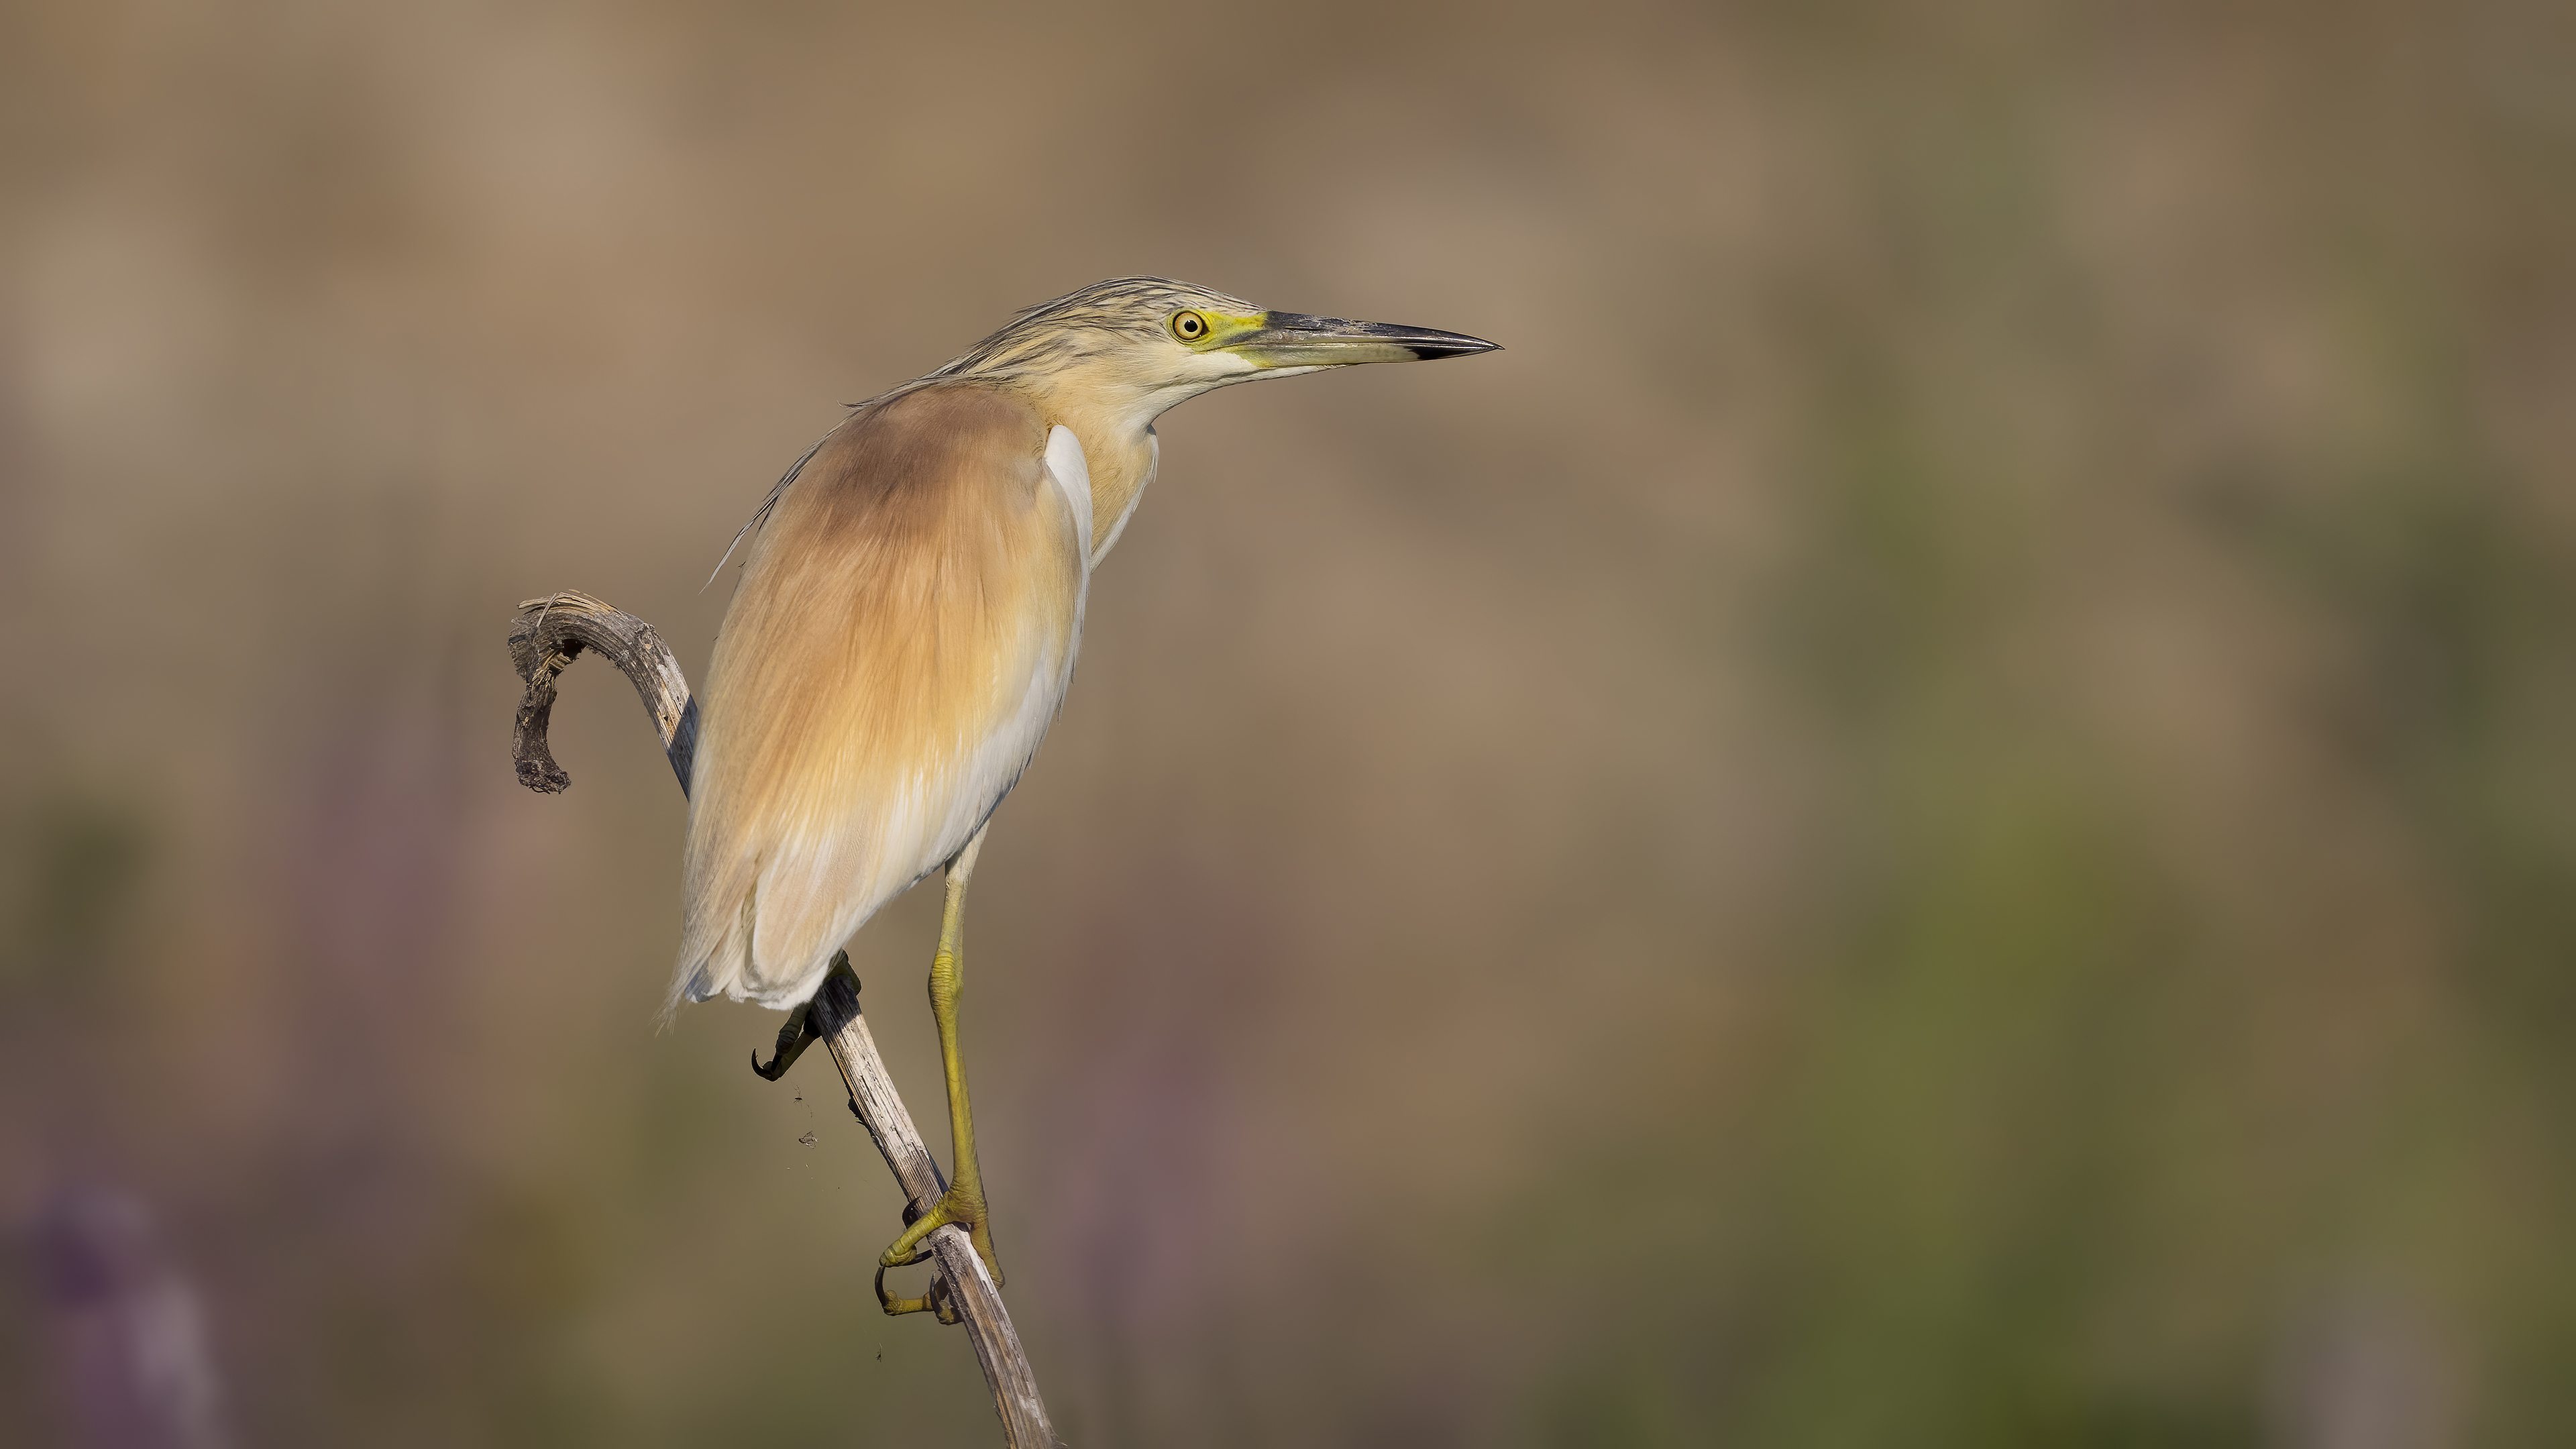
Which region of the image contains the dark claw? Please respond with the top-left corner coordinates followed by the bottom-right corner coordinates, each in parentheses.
top-left (752, 1002), bottom-right (818, 1081)
top-left (752, 952), bottom-right (862, 1081)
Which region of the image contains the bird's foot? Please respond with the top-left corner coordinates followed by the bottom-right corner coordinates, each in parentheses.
top-left (749, 953), bottom-right (853, 1081)
top-left (878, 1182), bottom-right (1002, 1295)
top-left (873, 1256), bottom-right (961, 1322)
top-left (749, 1002), bottom-right (816, 1081)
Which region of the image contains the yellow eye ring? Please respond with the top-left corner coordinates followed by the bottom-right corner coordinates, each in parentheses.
top-left (1171, 310), bottom-right (1209, 341)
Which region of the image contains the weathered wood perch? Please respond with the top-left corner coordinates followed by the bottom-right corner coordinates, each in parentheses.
top-left (507, 589), bottom-right (1056, 1448)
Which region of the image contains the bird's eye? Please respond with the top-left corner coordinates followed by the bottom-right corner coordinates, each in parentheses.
top-left (1171, 311), bottom-right (1208, 341)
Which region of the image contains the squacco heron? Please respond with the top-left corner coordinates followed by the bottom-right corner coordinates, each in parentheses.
top-left (677, 277), bottom-right (1496, 1303)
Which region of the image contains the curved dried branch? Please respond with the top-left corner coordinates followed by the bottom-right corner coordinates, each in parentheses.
top-left (506, 590), bottom-right (1056, 1449)
top-left (508, 590), bottom-right (698, 795)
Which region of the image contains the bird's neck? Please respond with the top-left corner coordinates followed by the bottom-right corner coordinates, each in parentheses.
top-left (1021, 384), bottom-right (1162, 564)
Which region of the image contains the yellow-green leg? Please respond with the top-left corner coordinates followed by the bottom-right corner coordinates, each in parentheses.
top-left (880, 826), bottom-right (1004, 1291)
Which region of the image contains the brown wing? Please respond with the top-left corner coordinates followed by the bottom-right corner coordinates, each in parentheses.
top-left (674, 382), bottom-right (1087, 1012)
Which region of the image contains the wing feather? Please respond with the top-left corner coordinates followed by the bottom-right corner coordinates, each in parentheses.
top-left (673, 384), bottom-right (1089, 1013)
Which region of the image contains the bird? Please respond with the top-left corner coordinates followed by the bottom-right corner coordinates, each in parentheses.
top-left (674, 277), bottom-right (1497, 1303)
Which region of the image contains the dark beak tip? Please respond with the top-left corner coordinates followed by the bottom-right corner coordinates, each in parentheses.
top-left (1410, 336), bottom-right (1503, 361)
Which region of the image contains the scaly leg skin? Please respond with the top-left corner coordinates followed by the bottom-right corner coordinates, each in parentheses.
top-left (880, 825), bottom-right (1005, 1296)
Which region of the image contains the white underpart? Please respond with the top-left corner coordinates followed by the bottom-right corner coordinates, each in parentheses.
top-left (1046, 423), bottom-right (1096, 554)
top-left (719, 428), bottom-right (1097, 1010)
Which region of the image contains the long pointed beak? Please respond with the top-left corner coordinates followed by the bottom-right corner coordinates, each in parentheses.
top-left (1224, 311), bottom-right (1501, 369)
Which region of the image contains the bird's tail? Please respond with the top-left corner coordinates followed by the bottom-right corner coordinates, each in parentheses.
top-left (664, 864), bottom-right (755, 1026)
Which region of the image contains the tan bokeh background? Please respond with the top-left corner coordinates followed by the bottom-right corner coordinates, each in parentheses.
top-left (4, 1), bottom-right (2573, 1444)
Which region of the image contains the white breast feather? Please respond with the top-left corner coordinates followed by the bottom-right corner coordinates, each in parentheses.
top-left (1046, 424), bottom-right (1095, 553)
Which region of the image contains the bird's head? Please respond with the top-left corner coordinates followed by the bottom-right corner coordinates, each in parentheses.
top-left (930, 277), bottom-right (1498, 426)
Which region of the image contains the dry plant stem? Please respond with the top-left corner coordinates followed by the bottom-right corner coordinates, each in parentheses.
top-left (808, 972), bottom-right (1051, 1440)
top-left (506, 590), bottom-right (697, 796)
top-left (506, 590), bottom-right (1058, 1449)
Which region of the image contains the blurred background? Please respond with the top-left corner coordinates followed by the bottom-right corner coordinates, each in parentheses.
top-left (2, 0), bottom-right (2571, 1444)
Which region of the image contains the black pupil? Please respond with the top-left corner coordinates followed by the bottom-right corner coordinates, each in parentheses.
top-left (1180, 315), bottom-right (1200, 334)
